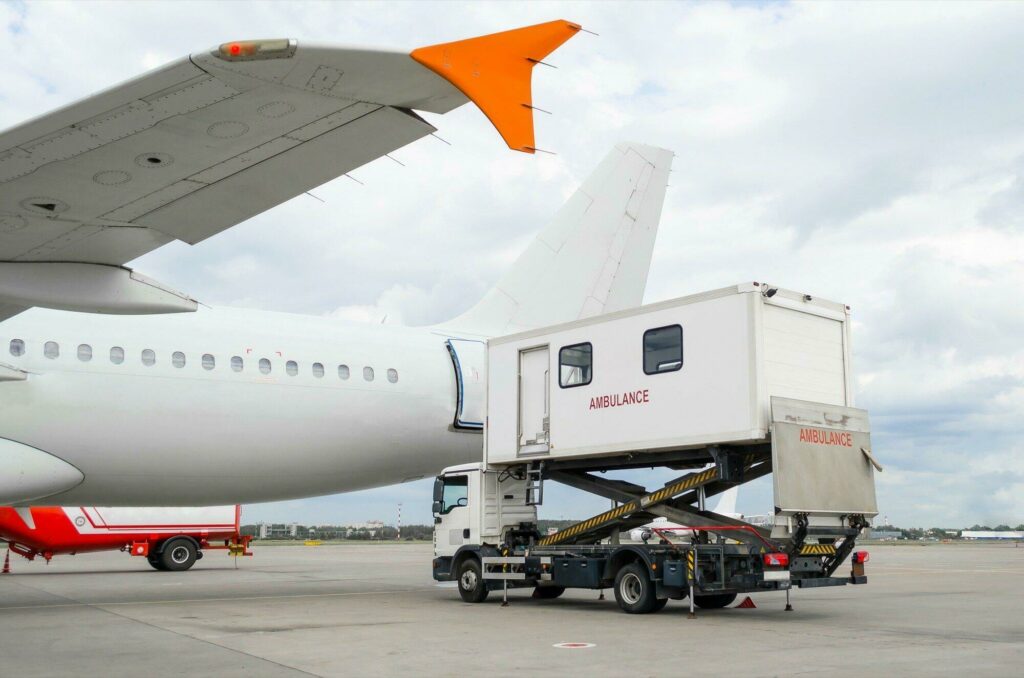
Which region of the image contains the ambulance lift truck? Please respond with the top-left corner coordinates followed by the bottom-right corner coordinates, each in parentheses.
top-left (432, 283), bottom-right (880, 614)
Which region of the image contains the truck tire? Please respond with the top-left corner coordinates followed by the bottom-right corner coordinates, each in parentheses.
top-left (614, 563), bottom-right (659, 614)
top-left (532, 585), bottom-right (565, 599)
top-left (650, 597), bottom-right (669, 612)
top-left (694, 593), bottom-right (737, 609)
top-left (159, 538), bottom-right (198, 572)
top-left (147, 556), bottom-right (166, 571)
top-left (457, 558), bottom-right (489, 603)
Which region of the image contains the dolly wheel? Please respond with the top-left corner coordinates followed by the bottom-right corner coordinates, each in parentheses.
top-left (457, 558), bottom-right (489, 603)
top-left (159, 539), bottom-right (198, 572)
top-left (614, 563), bottom-right (659, 614)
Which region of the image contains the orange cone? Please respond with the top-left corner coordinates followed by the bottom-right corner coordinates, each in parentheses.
top-left (2, 549), bottom-right (10, 574)
top-left (736, 596), bottom-right (756, 608)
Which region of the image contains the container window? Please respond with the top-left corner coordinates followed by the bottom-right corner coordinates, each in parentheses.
top-left (231, 356), bottom-right (243, 372)
top-left (202, 354), bottom-right (215, 370)
top-left (286, 360), bottom-right (298, 376)
top-left (77, 344), bottom-right (92, 362)
top-left (338, 364), bottom-right (350, 380)
top-left (312, 362), bottom-right (324, 378)
top-left (172, 351), bottom-right (186, 368)
top-left (9, 339), bottom-right (24, 357)
top-left (643, 325), bottom-right (683, 375)
top-left (363, 366), bottom-right (374, 382)
top-left (387, 368), bottom-right (398, 383)
top-left (141, 349), bottom-right (156, 366)
top-left (259, 358), bottom-right (271, 375)
top-left (44, 341), bottom-right (59, 359)
top-left (559, 342), bottom-right (592, 388)
top-left (110, 346), bottom-right (124, 364)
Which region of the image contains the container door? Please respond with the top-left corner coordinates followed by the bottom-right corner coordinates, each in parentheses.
top-left (517, 346), bottom-right (550, 455)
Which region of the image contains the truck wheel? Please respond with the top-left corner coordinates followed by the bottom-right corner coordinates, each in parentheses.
top-left (694, 593), bottom-right (737, 609)
top-left (650, 597), bottom-right (669, 612)
top-left (532, 585), bottom-right (565, 599)
top-left (457, 558), bottom-right (489, 603)
top-left (159, 539), bottom-right (198, 572)
top-left (147, 556), bottom-right (166, 571)
top-left (614, 563), bottom-right (658, 614)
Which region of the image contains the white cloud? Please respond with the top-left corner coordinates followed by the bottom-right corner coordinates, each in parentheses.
top-left (3, 1), bottom-right (1023, 527)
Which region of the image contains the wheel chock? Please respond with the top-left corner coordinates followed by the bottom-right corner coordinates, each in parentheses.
top-left (735, 596), bottom-right (756, 609)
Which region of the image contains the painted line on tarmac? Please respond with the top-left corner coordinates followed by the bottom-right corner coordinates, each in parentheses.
top-left (0, 585), bottom-right (440, 612)
top-left (872, 566), bottom-right (1023, 575)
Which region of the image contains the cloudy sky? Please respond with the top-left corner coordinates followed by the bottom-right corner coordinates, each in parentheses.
top-left (2, 1), bottom-right (1022, 528)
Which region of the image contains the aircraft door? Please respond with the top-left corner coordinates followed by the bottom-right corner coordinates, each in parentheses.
top-left (517, 345), bottom-right (550, 455)
top-left (446, 339), bottom-right (485, 430)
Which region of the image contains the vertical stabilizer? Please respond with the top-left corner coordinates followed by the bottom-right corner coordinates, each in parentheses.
top-left (713, 486), bottom-right (739, 516)
top-left (444, 142), bottom-right (673, 336)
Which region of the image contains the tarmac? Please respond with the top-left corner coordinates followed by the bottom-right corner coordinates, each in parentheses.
top-left (0, 541), bottom-right (1021, 677)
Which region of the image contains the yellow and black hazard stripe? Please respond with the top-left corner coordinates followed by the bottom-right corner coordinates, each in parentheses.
top-left (798, 543), bottom-right (837, 556)
top-left (537, 467), bottom-right (721, 547)
top-left (686, 550), bottom-right (695, 582)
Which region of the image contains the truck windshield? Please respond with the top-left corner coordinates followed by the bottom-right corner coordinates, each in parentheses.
top-left (441, 475), bottom-right (469, 514)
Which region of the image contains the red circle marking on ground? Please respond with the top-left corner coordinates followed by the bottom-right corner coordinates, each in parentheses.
top-left (553, 642), bottom-right (595, 649)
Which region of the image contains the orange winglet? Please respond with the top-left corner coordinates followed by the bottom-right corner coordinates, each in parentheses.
top-left (411, 20), bottom-right (582, 153)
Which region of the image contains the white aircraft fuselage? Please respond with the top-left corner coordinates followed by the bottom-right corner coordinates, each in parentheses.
top-left (0, 306), bottom-right (479, 504)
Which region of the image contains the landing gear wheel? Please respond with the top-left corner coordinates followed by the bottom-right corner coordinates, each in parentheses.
top-left (457, 558), bottom-right (489, 603)
top-left (694, 593), bottom-right (737, 609)
top-left (614, 563), bottom-right (659, 614)
top-left (159, 539), bottom-right (198, 572)
top-left (532, 585), bottom-right (565, 599)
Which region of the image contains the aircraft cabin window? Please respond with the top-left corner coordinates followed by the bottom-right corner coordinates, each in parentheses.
top-left (172, 351), bottom-right (186, 368)
top-left (110, 346), bottom-right (124, 364)
top-left (643, 325), bottom-right (683, 375)
top-left (77, 344), bottom-right (92, 362)
top-left (312, 362), bottom-right (324, 378)
top-left (44, 341), bottom-right (60, 359)
top-left (259, 358), bottom-right (271, 375)
top-left (387, 368), bottom-right (398, 383)
top-left (141, 349), bottom-right (156, 366)
top-left (286, 360), bottom-right (298, 376)
top-left (559, 342), bottom-right (592, 388)
top-left (338, 364), bottom-right (350, 380)
top-left (231, 356), bottom-right (243, 372)
top-left (363, 366), bottom-right (374, 382)
top-left (9, 339), bottom-right (24, 357)
top-left (202, 354), bottom-right (215, 370)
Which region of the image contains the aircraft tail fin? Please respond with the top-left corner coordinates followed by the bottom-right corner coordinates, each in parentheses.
top-left (713, 486), bottom-right (739, 516)
top-left (443, 142), bottom-right (673, 335)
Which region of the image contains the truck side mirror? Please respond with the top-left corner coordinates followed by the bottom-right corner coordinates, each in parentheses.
top-left (432, 500), bottom-right (443, 515)
top-left (432, 477), bottom-right (444, 503)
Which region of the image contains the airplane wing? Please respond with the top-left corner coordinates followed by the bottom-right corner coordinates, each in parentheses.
top-left (0, 21), bottom-right (580, 320)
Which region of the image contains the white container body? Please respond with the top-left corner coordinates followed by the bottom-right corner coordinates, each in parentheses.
top-left (485, 283), bottom-right (852, 465)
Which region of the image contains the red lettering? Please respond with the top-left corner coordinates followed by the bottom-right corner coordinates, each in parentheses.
top-left (799, 427), bottom-right (854, 447)
top-left (586, 389), bottom-right (651, 411)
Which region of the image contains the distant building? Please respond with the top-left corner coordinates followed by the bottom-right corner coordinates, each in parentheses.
top-left (961, 531), bottom-right (1024, 540)
top-left (255, 522), bottom-right (299, 539)
top-left (866, 529), bottom-right (902, 540)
